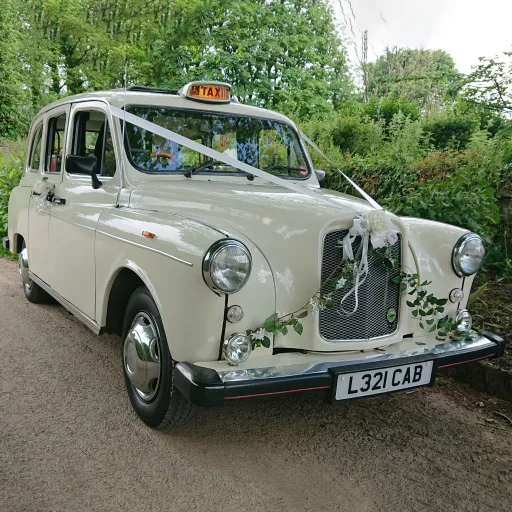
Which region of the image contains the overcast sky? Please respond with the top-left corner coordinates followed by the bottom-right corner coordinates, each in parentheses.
top-left (334, 0), bottom-right (512, 73)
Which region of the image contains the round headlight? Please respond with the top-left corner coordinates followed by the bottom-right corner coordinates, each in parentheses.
top-left (203, 239), bottom-right (252, 294)
top-left (452, 233), bottom-right (485, 277)
top-left (455, 309), bottom-right (473, 334)
top-left (223, 333), bottom-right (252, 365)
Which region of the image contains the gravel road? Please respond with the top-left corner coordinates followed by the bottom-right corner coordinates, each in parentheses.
top-left (1, 258), bottom-right (511, 512)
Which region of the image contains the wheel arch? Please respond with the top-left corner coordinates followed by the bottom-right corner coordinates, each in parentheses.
top-left (103, 263), bottom-right (163, 336)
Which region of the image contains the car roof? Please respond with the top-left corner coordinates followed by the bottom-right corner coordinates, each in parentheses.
top-left (37, 88), bottom-right (294, 125)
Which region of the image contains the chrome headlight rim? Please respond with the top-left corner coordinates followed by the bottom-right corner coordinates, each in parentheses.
top-left (202, 239), bottom-right (252, 294)
top-left (452, 233), bottom-right (485, 277)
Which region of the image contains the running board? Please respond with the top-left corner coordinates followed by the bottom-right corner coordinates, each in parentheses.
top-left (28, 272), bottom-right (102, 335)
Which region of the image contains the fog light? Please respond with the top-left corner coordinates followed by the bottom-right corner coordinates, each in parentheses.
top-left (226, 305), bottom-right (244, 323)
top-left (223, 333), bottom-right (252, 365)
top-left (455, 309), bottom-right (472, 334)
top-left (449, 288), bottom-right (464, 303)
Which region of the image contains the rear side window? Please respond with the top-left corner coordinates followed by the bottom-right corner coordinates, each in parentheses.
top-left (29, 124), bottom-right (43, 172)
top-left (70, 110), bottom-right (116, 177)
top-left (45, 113), bottom-right (67, 173)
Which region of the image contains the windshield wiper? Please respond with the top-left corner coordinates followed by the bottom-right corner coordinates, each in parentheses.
top-left (183, 160), bottom-right (229, 178)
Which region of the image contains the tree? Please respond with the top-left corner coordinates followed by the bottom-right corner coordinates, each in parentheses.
top-left (366, 47), bottom-right (460, 109)
top-left (0, 0), bottom-right (32, 138)
top-left (463, 50), bottom-right (512, 113)
top-left (152, 0), bottom-right (352, 118)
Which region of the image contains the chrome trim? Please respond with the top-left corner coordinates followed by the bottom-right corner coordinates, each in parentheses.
top-left (202, 239), bottom-right (252, 294)
top-left (96, 230), bottom-right (193, 267)
top-left (124, 312), bottom-right (161, 401)
top-left (215, 336), bottom-right (495, 382)
top-left (19, 248), bottom-right (30, 284)
top-left (28, 272), bottom-right (101, 335)
top-left (452, 233), bottom-right (485, 277)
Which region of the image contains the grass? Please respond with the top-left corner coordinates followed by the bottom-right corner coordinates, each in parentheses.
top-left (0, 247), bottom-right (17, 260)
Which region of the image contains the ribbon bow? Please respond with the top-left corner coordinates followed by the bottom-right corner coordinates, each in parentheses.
top-left (338, 211), bottom-right (399, 316)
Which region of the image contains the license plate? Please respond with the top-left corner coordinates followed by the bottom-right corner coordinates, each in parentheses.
top-left (334, 361), bottom-right (433, 401)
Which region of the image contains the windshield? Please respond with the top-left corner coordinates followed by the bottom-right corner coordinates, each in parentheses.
top-left (124, 107), bottom-right (310, 178)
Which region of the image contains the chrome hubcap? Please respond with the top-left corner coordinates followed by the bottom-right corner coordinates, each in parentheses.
top-left (18, 247), bottom-right (32, 290)
top-left (123, 312), bottom-right (161, 401)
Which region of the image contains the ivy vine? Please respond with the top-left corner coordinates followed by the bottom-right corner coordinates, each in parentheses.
top-left (247, 244), bottom-right (468, 350)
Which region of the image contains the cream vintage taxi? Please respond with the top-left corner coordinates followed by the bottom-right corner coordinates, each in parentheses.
top-left (3, 82), bottom-right (504, 429)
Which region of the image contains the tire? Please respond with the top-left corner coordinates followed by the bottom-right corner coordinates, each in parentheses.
top-left (121, 286), bottom-right (194, 429)
top-left (20, 242), bottom-right (52, 304)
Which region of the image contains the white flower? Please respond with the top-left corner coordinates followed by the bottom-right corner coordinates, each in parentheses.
top-left (250, 328), bottom-right (266, 341)
top-left (417, 286), bottom-right (426, 294)
top-left (308, 298), bottom-right (320, 313)
top-left (335, 277), bottom-right (347, 290)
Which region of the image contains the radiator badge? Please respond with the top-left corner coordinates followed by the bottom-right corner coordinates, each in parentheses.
top-left (386, 307), bottom-right (397, 323)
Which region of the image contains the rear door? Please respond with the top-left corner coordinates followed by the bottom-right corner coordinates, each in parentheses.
top-left (27, 105), bottom-right (69, 282)
top-left (47, 101), bottom-right (120, 320)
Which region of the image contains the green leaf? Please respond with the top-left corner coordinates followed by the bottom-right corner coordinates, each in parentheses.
top-left (406, 300), bottom-right (416, 308)
top-left (262, 336), bottom-right (271, 348)
top-left (429, 325), bottom-right (437, 332)
top-left (419, 322), bottom-right (424, 329)
top-left (293, 321), bottom-right (304, 335)
top-left (436, 306), bottom-right (445, 313)
top-left (281, 326), bottom-right (288, 336)
top-left (426, 319), bottom-right (434, 325)
top-left (436, 298), bottom-right (448, 306)
top-left (264, 313), bottom-right (278, 332)
top-left (412, 310), bottom-right (418, 317)
top-left (296, 310), bottom-right (308, 319)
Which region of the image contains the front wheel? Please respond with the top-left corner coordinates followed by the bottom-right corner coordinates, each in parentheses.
top-left (122, 286), bottom-right (194, 429)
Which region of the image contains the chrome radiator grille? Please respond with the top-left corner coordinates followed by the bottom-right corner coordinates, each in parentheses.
top-left (319, 230), bottom-right (401, 342)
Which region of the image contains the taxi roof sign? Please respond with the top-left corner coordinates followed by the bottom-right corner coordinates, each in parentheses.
top-left (179, 81), bottom-right (232, 103)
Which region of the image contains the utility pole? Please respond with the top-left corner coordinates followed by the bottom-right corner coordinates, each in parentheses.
top-left (362, 30), bottom-right (368, 102)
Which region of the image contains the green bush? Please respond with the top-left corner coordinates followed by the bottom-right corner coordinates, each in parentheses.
top-left (390, 168), bottom-right (501, 247)
top-left (362, 96), bottom-right (420, 125)
top-left (0, 141), bottom-right (24, 239)
top-left (422, 112), bottom-right (476, 150)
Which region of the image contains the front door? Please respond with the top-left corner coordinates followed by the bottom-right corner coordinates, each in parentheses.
top-left (47, 102), bottom-right (120, 320)
top-left (27, 106), bottom-right (69, 282)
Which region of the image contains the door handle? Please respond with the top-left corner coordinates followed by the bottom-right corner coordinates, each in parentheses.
top-left (45, 192), bottom-right (66, 205)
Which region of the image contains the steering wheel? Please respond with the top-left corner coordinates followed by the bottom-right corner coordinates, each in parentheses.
top-left (150, 151), bottom-right (174, 159)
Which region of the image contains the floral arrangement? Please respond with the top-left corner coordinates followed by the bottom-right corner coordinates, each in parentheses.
top-left (246, 211), bottom-right (464, 349)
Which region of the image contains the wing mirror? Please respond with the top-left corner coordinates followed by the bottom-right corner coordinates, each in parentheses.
top-left (65, 155), bottom-right (103, 189)
top-left (315, 169), bottom-right (326, 187)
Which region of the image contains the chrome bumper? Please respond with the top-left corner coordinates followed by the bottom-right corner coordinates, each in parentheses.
top-left (174, 333), bottom-right (505, 406)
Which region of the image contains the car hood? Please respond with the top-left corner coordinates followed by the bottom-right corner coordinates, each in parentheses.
top-left (130, 179), bottom-right (373, 238)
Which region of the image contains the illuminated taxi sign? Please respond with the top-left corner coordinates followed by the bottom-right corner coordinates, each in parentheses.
top-left (180, 81), bottom-right (231, 103)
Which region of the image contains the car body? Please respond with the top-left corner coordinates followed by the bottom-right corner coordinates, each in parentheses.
top-left (3, 82), bottom-right (504, 428)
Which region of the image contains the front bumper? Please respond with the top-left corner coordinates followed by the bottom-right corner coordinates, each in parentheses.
top-left (174, 332), bottom-right (505, 406)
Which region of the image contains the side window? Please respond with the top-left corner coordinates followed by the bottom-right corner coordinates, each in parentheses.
top-left (29, 124), bottom-right (43, 172)
top-left (71, 110), bottom-right (116, 177)
top-left (45, 113), bottom-right (67, 173)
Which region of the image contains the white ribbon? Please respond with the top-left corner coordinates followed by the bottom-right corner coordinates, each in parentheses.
top-left (338, 211), bottom-right (400, 316)
top-left (109, 106), bottom-right (381, 212)
top-left (299, 131), bottom-right (382, 210)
